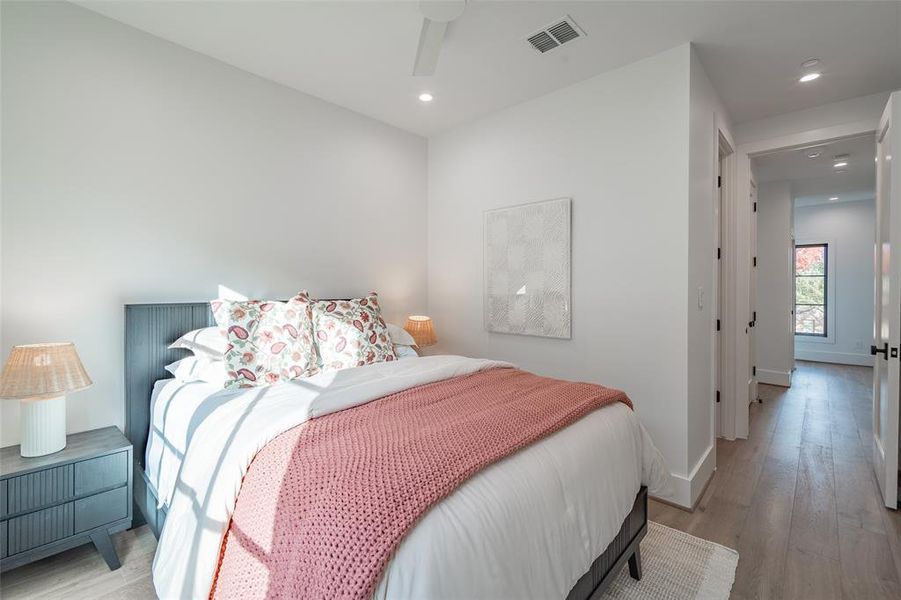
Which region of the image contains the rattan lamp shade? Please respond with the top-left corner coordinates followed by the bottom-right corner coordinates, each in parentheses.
top-left (0, 343), bottom-right (92, 400)
top-left (404, 316), bottom-right (437, 347)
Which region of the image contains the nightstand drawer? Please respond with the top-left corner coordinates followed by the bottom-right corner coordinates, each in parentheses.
top-left (74, 487), bottom-right (128, 533)
top-left (6, 464), bottom-right (75, 515)
top-left (74, 452), bottom-right (128, 496)
top-left (6, 503), bottom-right (74, 555)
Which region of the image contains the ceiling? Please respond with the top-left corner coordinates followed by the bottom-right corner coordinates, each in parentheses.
top-left (753, 134), bottom-right (876, 207)
top-left (77, 1), bottom-right (901, 136)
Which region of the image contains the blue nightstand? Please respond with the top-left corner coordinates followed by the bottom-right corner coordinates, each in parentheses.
top-left (0, 426), bottom-right (133, 571)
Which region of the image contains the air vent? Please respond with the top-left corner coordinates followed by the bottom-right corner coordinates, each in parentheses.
top-left (527, 31), bottom-right (559, 53)
top-left (526, 16), bottom-right (586, 54)
top-left (547, 21), bottom-right (580, 44)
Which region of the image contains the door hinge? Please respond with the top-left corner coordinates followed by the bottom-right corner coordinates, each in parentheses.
top-left (752, 365), bottom-right (757, 377)
top-left (753, 256), bottom-right (757, 267)
top-left (716, 318), bottom-right (721, 332)
top-left (716, 390), bottom-right (721, 403)
top-left (753, 201), bottom-right (757, 212)
top-left (717, 175), bottom-right (722, 188)
top-left (753, 311), bottom-right (757, 322)
top-left (717, 247), bottom-right (721, 260)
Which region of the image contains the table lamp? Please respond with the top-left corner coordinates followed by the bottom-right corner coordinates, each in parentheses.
top-left (404, 315), bottom-right (437, 348)
top-left (0, 343), bottom-right (92, 457)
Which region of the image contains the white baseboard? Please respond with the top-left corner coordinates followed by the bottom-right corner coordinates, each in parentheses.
top-left (794, 348), bottom-right (874, 367)
top-left (757, 368), bottom-right (792, 387)
top-left (652, 444), bottom-right (716, 509)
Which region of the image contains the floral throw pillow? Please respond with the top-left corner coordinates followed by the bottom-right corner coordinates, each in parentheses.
top-left (211, 292), bottom-right (318, 389)
top-left (312, 292), bottom-right (397, 372)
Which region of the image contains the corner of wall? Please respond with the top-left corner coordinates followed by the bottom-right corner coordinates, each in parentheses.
top-left (686, 44), bottom-right (734, 470)
top-left (654, 441), bottom-right (716, 509)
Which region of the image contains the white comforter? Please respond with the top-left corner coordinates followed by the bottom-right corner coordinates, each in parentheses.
top-left (151, 355), bottom-right (668, 599)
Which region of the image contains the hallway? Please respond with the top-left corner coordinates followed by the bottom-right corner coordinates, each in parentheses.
top-left (650, 361), bottom-right (901, 599)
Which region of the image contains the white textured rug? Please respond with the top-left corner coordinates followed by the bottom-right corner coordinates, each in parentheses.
top-left (601, 522), bottom-right (739, 600)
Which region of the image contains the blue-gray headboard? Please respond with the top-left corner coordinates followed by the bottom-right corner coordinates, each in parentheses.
top-left (124, 302), bottom-right (214, 467)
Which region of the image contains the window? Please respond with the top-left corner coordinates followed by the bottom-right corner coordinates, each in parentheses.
top-left (795, 243), bottom-right (828, 336)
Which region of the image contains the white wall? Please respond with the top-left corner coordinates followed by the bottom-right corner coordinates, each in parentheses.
top-left (428, 44), bottom-right (729, 507)
top-left (794, 199), bottom-right (875, 366)
top-left (755, 182), bottom-right (794, 385)
top-left (687, 46), bottom-right (733, 499)
top-left (734, 92), bottom-right (890, 146)
top-left (1, 1), bottom-right (428, 446)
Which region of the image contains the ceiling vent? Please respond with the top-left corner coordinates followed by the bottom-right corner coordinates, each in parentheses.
top-left (526, 16), bottom-right (586, 54)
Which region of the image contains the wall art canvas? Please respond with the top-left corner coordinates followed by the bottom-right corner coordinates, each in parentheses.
top-left (484, 197), bottom-right (571, 338)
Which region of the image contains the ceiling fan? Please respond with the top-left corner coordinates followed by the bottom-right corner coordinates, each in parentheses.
top-left (412, 0), bottom-right (466, 76)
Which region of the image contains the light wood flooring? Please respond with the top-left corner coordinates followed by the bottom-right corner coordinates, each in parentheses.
top-left (651, 361), bottom-right (901, 599)
top-left (1, 361), bottom-right (898, 599)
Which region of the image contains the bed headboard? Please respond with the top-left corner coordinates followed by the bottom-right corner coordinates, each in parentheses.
top-left (124, 302), bottom-right (214, 467)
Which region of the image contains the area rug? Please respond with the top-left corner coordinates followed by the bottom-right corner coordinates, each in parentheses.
top-left (600, 522), bottom-right (739, 599)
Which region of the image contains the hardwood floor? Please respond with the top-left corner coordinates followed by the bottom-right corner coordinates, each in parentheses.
top-left (1, 361), bottom-right (897, 599)
top-left (0, 523), bottom-right (156, 600)
top-left (650, 361), bottom-right (901, 599)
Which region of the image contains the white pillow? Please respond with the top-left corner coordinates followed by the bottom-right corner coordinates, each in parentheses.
top-left (165, 356), bottom-right (228, 387)
top-left (169, 326), bottom-right (228, 360)
top-left (386, 323), bottom-right (417, 347)
top-left (393, 345), bottom-right (419, 359)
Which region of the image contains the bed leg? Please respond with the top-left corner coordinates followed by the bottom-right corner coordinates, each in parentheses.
top-left (628, 547), bottom-right (642, 581)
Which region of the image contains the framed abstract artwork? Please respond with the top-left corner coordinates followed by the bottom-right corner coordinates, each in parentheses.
top-left (484, 197), bottom-right (571, 338)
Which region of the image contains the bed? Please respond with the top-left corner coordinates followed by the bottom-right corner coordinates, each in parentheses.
top-left (124, 302), bottom-right (667, 599)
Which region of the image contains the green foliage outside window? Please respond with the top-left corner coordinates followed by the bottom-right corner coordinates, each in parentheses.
top-left (795, 244), bottom-right (827, 336)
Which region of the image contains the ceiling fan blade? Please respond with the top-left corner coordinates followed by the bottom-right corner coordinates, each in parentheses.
top-left (412, 17), bottom-right (447, 77)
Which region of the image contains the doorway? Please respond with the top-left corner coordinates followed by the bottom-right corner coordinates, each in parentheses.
top-left (730, 93), bottom-right (900, 509)
top-left (751, 133), bottom-right (877, 384)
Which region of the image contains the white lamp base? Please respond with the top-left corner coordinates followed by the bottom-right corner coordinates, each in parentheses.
top-left (20, 395), bottom-right (67, 457)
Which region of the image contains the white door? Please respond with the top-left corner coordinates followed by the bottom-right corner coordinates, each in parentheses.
top-left (749, 182), bottom-right (759, 404)
top-left (716, 158), bottom-right (723, 435)
top-left (873, 93), bottom-right (899, 510)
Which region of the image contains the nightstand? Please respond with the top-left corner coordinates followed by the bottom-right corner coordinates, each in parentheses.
top-left (0, 426), bottom-right (133, 572)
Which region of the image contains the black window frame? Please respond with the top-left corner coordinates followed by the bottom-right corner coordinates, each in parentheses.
top-left (794, 243), bottom-right (828, 337)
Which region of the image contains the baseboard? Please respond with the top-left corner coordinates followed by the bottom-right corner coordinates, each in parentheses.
top-left (757, 368), bottom-right (792, 387)
top-left (794, 348), bottom-right (874, 367)
top-left (651, 444), bottom-right (716, 510)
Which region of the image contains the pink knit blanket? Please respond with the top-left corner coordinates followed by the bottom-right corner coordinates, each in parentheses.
top-left (211, 367), bottom-right (632, 599)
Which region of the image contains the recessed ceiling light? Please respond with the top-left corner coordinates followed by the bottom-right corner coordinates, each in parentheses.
top-left (829, 196), bottom-right (839, 201)
top-left (834, 169), bottom-right (847, 174)
top-left (418, 92), bottom-right (434, 102)
top-left (799, 72), bottom-right (821, 83)
top-left (833, 161), bottom-right (848, 168)
top-left (801, 58), bottom-right (820, 69)
top-left (806, 150), bottom-right (822, 159)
